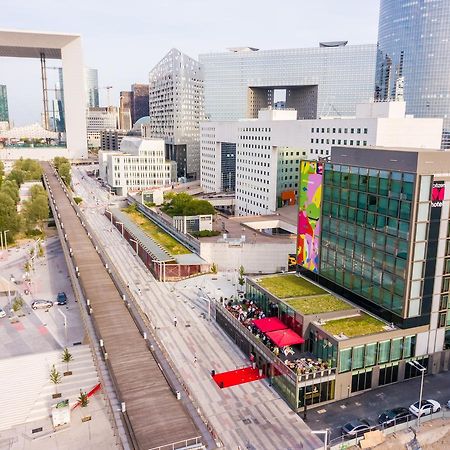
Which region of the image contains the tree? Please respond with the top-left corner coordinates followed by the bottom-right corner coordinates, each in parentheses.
top-left (0, 160), bottom-right (4, 188)
top-left (0, 192), bottom-right (21, 241)
top-left (78, 390), bottom-right (89, 408)
top-left (58, 162), bottom-right (72, 186)
top-left (61, 348), bottom-right (73, 373)
top-left (238, 265), bottom-right (245, 288)
top-left (162, 192), bottom-right (215, 217)
top-left (22, 185), bottom-right (49, 232)
top-left (0, 179), bottom-right (20, 204)
top-left (50, 365), bottom-right (62, 395)
top-left (211, 262), bottom-right (218, 274)
top-left (6, 169), bottom-right (25, 187)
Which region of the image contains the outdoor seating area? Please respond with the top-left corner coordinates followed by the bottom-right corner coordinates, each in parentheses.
top-left (225, 299), bottom-right (333, 376)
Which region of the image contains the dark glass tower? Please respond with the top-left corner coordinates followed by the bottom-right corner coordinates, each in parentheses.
top-left (375, 0), bottom-right (450, 147)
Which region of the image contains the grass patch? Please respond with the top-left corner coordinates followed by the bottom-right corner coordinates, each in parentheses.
top-left (258, 274), bottom-right (326, 298)
top-left (123, 209), bottom-right (191, 256)
top-left (322, 313), bottom-right (386, 337)
top-left (285, 295), bottom-right (352, 315)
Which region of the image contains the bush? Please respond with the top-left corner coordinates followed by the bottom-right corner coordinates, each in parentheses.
top-left (191, 230), bottom-right (221, 238)
top-left (162, 192), bottom-right (215, 217)
top-left (73, 197), bottom-right (83, 205)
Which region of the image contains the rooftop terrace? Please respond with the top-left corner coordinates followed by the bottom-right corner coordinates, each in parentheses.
top-left (257, 274), bottom-right (326, 298)
top-left (285, 294), bottom-right (352, 316)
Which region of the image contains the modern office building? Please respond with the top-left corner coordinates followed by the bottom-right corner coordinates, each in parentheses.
top-left (0, 84), bottom-right (9, 122)
top-left (201, 102), bottom-right (443, 216)
top-left (147, 49), bottom-right (204, 180)
top-left (375, 0), bottom-right (450, 147)
top-left (98, 137), bottom-right (176, 195)
top-left (86, 106), bottom-right (118, 148)
top-left (120, 84), bottom-right (149, 128)
top-left (100, 129), bottom-right (128, 151)
top-left (84, 68), bottom-right (99, 108)
top-left (199, 43), bottom-right (377, 121)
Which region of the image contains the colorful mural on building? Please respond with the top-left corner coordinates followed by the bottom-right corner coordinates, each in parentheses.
top-left (297, 161), bottom-right (323, 273)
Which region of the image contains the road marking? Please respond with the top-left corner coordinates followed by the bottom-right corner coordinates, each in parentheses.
top-left (340, 405), bottom-right (347, 409)
top-left (317, 409), bottom-right (327, 414)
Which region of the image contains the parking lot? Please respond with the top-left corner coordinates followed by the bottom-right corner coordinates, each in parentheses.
top-left (0, 235), bottom-right (84, 358)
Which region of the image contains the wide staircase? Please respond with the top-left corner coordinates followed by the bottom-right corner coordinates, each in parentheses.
top-left (0, 345), bottom-right (99, 431)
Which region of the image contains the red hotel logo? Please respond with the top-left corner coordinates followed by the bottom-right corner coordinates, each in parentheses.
top-left (431, 181), bottom-right (445, 208)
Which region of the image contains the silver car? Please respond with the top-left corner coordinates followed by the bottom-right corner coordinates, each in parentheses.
top-left (31, 300), bottom-right (53, 310)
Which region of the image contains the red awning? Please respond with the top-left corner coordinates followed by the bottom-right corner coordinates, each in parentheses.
top-left (266, 329), bottom-right (305, 347)
top-left (252, 317), bottom-right (288, 333)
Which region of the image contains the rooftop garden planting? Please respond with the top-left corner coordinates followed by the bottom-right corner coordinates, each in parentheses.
top-left (257, 274), bottom-right (326, 298)
top-left (285, 294), bottom-right (352, 315)
top-left (123, 205), bottom-right (191, 255)
top-left (322, 313), bottom-right (386, 337)
top-left (162, 192), bottom-right (215, 217)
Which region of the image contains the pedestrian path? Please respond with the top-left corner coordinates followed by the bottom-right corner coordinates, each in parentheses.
top-left (0, 345), bottom-right (98, 431)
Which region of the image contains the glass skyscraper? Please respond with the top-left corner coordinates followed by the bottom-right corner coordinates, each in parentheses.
top-left (0, 84), bottom-right (9, 122)
top-left (84, 68), bottom-right (99, 108)
top-left (376, 0), bottom-right (450, 147)
top-left (199, 44), bottom-right (377, 121)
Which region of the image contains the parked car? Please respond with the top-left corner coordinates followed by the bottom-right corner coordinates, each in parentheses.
top-left (31, 300), bottom-right (53, 310)
top-left (56, 292), bottom-right (67, 305)
top-left (341, 419), bottom-right (371, 437)
top-left (0, 307), bottom-right (6, 318)
top-left (409, 399), bottom-right (441, 417)
top-left (378, 407), bottom-right (411, 427)
top-left (447, 400), bottom-right (450, 409)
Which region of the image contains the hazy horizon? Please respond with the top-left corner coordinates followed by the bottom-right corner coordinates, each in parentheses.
top-left (0, 0), bottom-right (380, 125)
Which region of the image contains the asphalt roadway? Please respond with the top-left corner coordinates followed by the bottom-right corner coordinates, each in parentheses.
top-left (308, 371), bottom-right (450, 442)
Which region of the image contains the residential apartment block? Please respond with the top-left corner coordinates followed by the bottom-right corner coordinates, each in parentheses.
top-left (99, 137), bottom-right (176, 196)
top-left (200, 102), bottom-right (443, 216)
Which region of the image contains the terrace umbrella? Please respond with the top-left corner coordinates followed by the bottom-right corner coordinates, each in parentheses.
top-left (252, 317), bottom-right (288, 333)
top-left (266, 329), bottom-right (305, 347)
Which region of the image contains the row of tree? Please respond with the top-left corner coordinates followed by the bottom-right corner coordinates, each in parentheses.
top-left (0, 159), bottom-right (49, 243)
top-left (54, 157), bottom-right (71, 186)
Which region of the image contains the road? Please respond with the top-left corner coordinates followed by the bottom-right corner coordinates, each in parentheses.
top-left (71, 166), bottom-right (323, 450)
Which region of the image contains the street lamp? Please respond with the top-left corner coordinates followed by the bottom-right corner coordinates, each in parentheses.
top-left (3, 230), bottom-right (9, 252)
top-left (408, 360), bottom-right (427, 428)
top-left (130, 239), bottom-right (138, 255)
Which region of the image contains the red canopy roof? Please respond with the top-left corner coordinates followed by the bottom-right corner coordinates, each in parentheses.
top-left (266, 329), bottom-right (305, 347)
top-left (252, 317), bottom-right (288, 333)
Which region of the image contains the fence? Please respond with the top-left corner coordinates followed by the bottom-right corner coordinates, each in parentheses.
top-left (329, 407), bottom-right (450, 449)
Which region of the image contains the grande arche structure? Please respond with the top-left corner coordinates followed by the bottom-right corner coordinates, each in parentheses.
top-left (0, 29), bottom-right (88, 159)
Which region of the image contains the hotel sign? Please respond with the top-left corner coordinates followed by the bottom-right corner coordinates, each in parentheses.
top-left (431, 181), bottom-right (445, 208)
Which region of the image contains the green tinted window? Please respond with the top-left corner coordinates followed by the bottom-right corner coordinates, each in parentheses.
top-left (365, 343), bottom-right (377, 366)
top-left (378, 340), bottom-right (390, 364)
top-left (339, 349), bottom-right (352, 373)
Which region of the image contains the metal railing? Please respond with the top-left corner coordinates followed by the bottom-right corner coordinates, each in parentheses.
top-left (328, 408), bottom-right (450, 449)
top-left (148, 436), bottom-right (204, 450)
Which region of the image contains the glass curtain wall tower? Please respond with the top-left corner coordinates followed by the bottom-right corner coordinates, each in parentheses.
top-left (375, 0), bottom-right (450, 148)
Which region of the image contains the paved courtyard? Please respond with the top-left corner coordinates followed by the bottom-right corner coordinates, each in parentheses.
top-left (0, 236), bottom-right (84, 358)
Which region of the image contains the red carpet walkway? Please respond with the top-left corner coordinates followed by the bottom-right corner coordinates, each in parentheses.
top-left (212, 366), bottom-right (266, 388)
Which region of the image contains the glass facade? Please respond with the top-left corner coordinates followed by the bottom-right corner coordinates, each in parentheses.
top-left (200, 45), bottom-right (377, 121)
top-left (376, 0), bottom-right (450, 147)
top-left (0, 84), bottom-right (8, 122)
top-left (320, 163), bottom-right (415, 315)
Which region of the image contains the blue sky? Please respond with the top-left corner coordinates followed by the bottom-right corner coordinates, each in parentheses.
top-left (0, 0), bottom-right (380, 125)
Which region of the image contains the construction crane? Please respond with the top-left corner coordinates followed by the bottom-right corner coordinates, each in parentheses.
top-left (98, 86), bottom-right (113, 107)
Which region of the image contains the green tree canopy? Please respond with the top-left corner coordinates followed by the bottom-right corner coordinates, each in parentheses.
top-left (0, 179), bottom-right (20, 204)
top-left (0, 192), bottom-right (21, 241)
top-left (22, 184), bottom-right (49, 231)
top-left (162, 192), bottom-right (215, 217)
top-left (6, 169), bottom-right (25, 187)
top-left (0, 161), bottom-right (4, 188)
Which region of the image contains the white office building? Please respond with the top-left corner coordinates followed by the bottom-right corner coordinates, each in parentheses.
top-left (200, 101), bottom-right (443, 216)
top-left (146, 48), bottom-right (204, 180)
top-left (99, 137), bottom-right (176, 196)
top-left (86, 107), bottom-right (118, 148)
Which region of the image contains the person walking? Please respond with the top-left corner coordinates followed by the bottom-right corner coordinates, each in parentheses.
top-left (193, 355), bottom-right (197, 365)
top-left (173, 316), bottom-right (178, 327)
